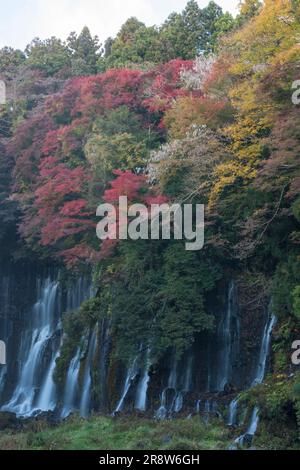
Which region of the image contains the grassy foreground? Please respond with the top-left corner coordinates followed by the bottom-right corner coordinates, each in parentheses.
top-left (0, 415), bottom-right (232, 450)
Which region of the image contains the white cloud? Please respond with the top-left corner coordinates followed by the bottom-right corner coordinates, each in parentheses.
top-left (0, 0), bottom-right (239, 50)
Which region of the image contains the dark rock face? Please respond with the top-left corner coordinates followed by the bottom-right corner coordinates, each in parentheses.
top-left (0, 265), bottom-right (272, 425)
top-left (0, 411), bottom-right (21, 430)
top-left (0, 262), bottom-right (43, 404)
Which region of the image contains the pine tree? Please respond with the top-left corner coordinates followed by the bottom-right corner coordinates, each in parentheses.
top-left (68, 26), bottom-right (101, 75)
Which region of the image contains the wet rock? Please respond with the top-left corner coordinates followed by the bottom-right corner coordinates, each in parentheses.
top-left (242, 433), bottom-right (254, 447)
top-left (0, 411), bottom-right (21, 430)
top-left (25, 410), bottom-right (60, 427)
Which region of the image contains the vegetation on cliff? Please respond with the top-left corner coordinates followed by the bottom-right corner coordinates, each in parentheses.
top-left (0, 0), bottom-right (300, 448)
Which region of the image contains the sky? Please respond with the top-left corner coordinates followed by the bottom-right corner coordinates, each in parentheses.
top-left (0, 0), bottom-right (239, 50)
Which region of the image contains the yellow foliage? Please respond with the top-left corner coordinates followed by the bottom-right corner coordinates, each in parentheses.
top-left (208, 0), bottom-right (300, 208)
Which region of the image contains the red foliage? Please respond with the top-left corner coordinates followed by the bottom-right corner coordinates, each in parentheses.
top-left (59, 245), bottom-right (100, 269)
top-left (99, 170), bottom-right (169, 258)
top-left (19, 156), bottom-right (94, 250)
top-left (142, 60), bottom-right (193, 114)
top-left (103, 170), bottom-right (146, 203)
top-left (12, 61), bottom-right (185, 266)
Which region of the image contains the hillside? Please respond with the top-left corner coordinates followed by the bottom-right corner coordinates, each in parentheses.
top-left (0, 0), bottom-right (300, 451)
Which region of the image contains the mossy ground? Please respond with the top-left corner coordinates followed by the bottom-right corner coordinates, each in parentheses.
top-left (0, 415), bottom-right (231, 450)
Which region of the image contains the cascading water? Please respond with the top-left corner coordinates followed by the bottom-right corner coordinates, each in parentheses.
top-left (1, 273), bottom-right (94, 417)
top-left (172, 355), bottom-right (193, 414)
top-left (252, 314), bottom-right (276, 386)
top-left (156, 357), bottom-right (178, 420)
top-left (1, 278), bottom-right (59, 416)
top-left (0, 268), bottom-right (277, 426)
top-left (192, 282), bottom-right (240, 423)
top-left (0, 275), bottom-right (11, 398)
top-left (215, 281), bottom-right (239, 392)
top-left (60, 278), bottom-right (96, 418)
top-left (79, 326), bottom-right (98, 418)
top-left (97, 318), bottom-right (111, 411)
top-left (156, 355), bottom-right (193, 419)
top-left (135, 347), bottom-right (151, 412)
top-left (232, 314), bottom-right (276, 446)
top-left (247, 407), bottom-right (259, 435)
top-left (114, 356), bottom-right (139, 414)
top-left (36, 349), bottom-right (61, 412)
top-left (227, 397), bottom-right (239, 426)
top-left (60, 348), bottom-right (81, 419)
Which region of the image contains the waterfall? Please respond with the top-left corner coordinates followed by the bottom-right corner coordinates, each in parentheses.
top-left (232, 313), bottom-right (276, 447)
top-left (60, 278), bottom-right (96, 418)
top-left (172, 355), bottom-right (193, 414)
top-left (227, 397), bottom-right (239, 426)
top-left (156, 355), bottom-right (193, 419)
top-left (216, 281), bottom-right (239, 392)
top-left (36, 349), bottom-right (60, 412)
top-left (61, 348), bottom-right (81, 419)
top-left (98, 318), bottom-right (111, 410)
top-left (114, 356), bottom-right (139, 414)
top-left (252, 315), bottom-right (276, 386)
top-left (234, 407), bottom-right (259, 448)
top-left (1, 273), bottom-right (94, 417)
top-left (203, 399), bottom-right (211, 423)
top-left (79, 327), bottom-right (98, 418)
top-left (66, 277), bottom-right (95, 312)
top-left (0, 276), bottom-right (11, 399)
top-left (135, 347), bottom-right (151, 412)
top-left (247, 407), bottom-right (259, 435)
top-left (1, 278), bottom-right (59, 416)
top-left (155, 357), bottom-right (177, 420)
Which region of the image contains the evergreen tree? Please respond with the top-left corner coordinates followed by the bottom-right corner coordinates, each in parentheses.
top-left (201, 1), bottom-right (224, 51)
top-left (25, 37), bottom-right (70, 76)
top-left (0, 47), bottom-right (25, 76)
top-left (67, 26), bottom-right (101, 75)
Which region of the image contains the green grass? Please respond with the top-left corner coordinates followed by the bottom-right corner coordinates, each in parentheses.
top-left (0, 415), bottom-right (231, 450)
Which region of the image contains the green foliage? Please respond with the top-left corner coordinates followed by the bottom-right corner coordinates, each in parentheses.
top-left (292, 197), bottom-right (300, 223)
top-left (0, 416), bottom-right (230, 450)
top-left (100, 1), bottom-right (233, 68)
top-left (237, 0), bottom-right (262, 24)
top-left (240, 374), bottom-right (300, 449)
top-left (102, 18), bottom-right (161, 68)
top-left (160, 0), bottom-right (228, 58)
top-left (25, 37), bottom-right (71, 76)
top-left (0, 47), bottom-right (25, 76)
top-left (67, 27), bottom-right (101, 75)
top-left (272, 256), bottom-right (300, 319)
top-left (153, 244), bottom-right (218, 357)
top-left (84, 106), bottom-right (159, 202)
top-left (54, 297), bottom-right (101, 387)
top-left (88, 239), bottom-right (222, 363)
top-left (292, 286), bottom-right (300, 320)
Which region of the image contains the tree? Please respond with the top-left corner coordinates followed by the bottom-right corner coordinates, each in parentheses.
top-left (149, 126), bottom-right (231, 200)
top-left (103, 19), bottom-right (161, 68)
top-left (209, 12), bottom-right (236, 51)
top-left (160, 6), bottom-right (200, 60)
top-left (25, 37), bottom-right (71, 76)
top-left (0, 47), bottom-right (25, 76)
top-left (200, 1), bottom-right (224, 52)
top-left (67, 26), bottom-right (101, 75)
top-left (238, 0), bottom-right (262, 24)
top-left (160, 0), bottom-right (227, 59)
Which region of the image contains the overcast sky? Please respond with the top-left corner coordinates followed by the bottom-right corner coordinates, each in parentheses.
top-left (0, 0), bottom-right (239, 50)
